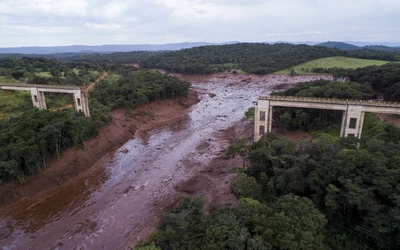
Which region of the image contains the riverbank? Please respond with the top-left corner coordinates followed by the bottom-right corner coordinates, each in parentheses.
top-left (0, 89), bottom-right (200, 207)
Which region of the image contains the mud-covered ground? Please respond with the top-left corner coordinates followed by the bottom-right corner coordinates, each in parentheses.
top-left (0, 74), bottom-right (332, 250)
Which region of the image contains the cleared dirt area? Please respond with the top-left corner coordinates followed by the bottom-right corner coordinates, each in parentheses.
top-left (0, 73), bottom-right (332, 250)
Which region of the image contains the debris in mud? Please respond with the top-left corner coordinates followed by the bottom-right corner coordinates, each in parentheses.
top-left (208, 93), bottom-right (216, 98)
top-left (120, 149), bottom-right (129, 154)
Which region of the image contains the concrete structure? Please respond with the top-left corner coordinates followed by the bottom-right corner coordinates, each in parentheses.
top-left (254, 95), bottom-right (400, 141)
top-left (0, 83), bottom-right (90, 117)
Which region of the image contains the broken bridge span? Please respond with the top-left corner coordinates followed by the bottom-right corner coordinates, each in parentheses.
top-left (0, 83), bottom-right (90, 117)
top-left (254, 95), bottom-right (400, 141)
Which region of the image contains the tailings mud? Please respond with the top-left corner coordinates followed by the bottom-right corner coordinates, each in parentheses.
top-left (0, 74), bottom-right (332, 250)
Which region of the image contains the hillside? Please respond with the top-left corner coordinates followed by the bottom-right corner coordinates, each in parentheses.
top-left (364, 45), bottom-right (400, 52)
top-left (140, 43), bottom-right (346, 74)
top-left (0, 42), bottom-right (239, 54)
top-left (315, 41), bottom-right (360, 50)
top-left (275, 56), bottom-right (389, 74)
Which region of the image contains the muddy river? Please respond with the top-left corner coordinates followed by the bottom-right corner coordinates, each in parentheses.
top-left (0, 74), bottom-right (332, 250)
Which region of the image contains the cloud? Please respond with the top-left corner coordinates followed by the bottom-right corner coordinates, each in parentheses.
top-left (0, 0), bottom-right (399, 47)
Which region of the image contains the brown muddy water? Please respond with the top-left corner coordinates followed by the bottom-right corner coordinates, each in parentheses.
top-left (0, 74), bottom-right (332, 250)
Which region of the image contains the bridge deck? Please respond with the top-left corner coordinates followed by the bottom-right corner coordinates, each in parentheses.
top-left (0, 83), bottom-right (84, 89)
top-left (260, 95), bottom-right (400, 109)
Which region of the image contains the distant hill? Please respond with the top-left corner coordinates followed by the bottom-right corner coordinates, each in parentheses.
top-left (315, 42), bottom-right (360, 51)
top-left (0, 42), bottom-right (239, 54)
top-left (364, 45), bottom-right (400, 52)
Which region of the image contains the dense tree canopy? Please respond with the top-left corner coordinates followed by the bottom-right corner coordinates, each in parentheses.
top-left (347, 63), bottom-right (400, 100)
top-left (0, 57), bottom-right (103, 86)
top-left (138, 43), bottom-right (400, 75)
top-left (90, 69), bottom-right (190, 109)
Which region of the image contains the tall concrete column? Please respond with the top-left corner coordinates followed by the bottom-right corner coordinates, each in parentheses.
top-left (340, 109), bottom-right (347, 137)
top-left (30, 88), bottom-right (46, 109)
top-left (73, 90), bottom-right (90, 117)
top-left (31, 88), bottom-right (40, 108)
top-left (254, 100), bottom-right (271, 141)
top-left (39, 91), bottom-right (47, 109)
top-left (340, 105), bottom-right (365, 138)
top-left (81, 91), bottom-right (90, 117)
top-left (268, 105), bottom-right (273, 133)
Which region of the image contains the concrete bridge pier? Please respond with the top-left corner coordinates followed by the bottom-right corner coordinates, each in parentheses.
top-left (340, 105), bottom-right (365, 138)
top-left (254, 99), bottom-right (272, 141)
top-left (0, 83), bottom-right (91, 117)
top-left (73, 90), bottom-right (90, 117)
top-left (30, 89), bottom-right (47, 109)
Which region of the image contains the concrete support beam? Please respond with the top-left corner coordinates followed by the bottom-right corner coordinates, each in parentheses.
top-left (341, 105), bottom-right (365, 138)
top-left (73, 90), bottom-right (90, 117)
top-left (254, 100), bottom-right (271, 141)
top-left (30, 88), bottom-right (47, 109)
top-left (39, 91), bottom-right (47, 109)
top-left (340, 110), bottom-right (347, 137)
top-left (30, 88), bottom-right (41, 109)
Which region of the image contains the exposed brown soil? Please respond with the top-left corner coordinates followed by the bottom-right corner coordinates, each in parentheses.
top-left (175, 120), bottom-right (254, 209)
top-left (0, 90), bottom-right (200, 207)
top-left (85, 71), bottom-right (108, 93)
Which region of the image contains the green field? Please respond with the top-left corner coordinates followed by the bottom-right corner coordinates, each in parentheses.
top-left (275, 56), bottom-right (390, 74)
top-left (0, 89), bottom-right (31, 118)
top-left (34, 71), bottom-right (53, 77)
top-left (0, 76), bottom-right (18, 83)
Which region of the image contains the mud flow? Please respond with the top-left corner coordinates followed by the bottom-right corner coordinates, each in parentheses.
top-left (0, 74), bottom-right (332, 250)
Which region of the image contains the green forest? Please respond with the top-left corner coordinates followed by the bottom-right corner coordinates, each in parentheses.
top-left (138, 43), bottom-right (400, 74)
top-left (0, 57), bottom-right (104, 86)
top-left (0, 58), bottom-right (191, 183)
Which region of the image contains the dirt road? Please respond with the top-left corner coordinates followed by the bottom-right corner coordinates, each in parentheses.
top-left (0, 74), bottom-right (332, 250)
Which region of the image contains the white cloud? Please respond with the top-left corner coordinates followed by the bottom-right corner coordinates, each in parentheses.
top-left (0, 0), bottom-right (399, 47)
top-left (85, 22), bottom-right (122, 30)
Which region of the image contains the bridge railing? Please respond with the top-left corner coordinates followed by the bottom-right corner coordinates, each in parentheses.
top-left (259, 95), bottom-right (400, 108)
top-left (0, 83), bottom-right (84, 89)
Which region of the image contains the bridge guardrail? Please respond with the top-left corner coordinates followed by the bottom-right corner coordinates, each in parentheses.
top-left (0, 83), bottom-right (84, 89)
top-left (259, 95), bottom-right (400, 108)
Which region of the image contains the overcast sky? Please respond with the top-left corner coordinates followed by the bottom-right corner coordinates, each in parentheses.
top-left (0, 0), bottom-right (399, 47)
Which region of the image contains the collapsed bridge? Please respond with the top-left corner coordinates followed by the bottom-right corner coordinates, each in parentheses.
top-left (0, 83), bottom-right (90, 117)
top-left (254, 95), bottom-right (400, 141)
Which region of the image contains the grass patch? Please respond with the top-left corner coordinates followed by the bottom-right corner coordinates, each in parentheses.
top-left (311, 124), bottom-right (341, 140)
top-left (0, 89), bottom-right (32, 118)
top-left (34, 72), bottom-right (52, 77)
top-left (0, 76), bottom-right (18, 83)
top-left (46, 93), bottom-right (74, 110)
top-left (362, 113), bottom-right (385, 138)
top-left (275, 56), bottom-right (390, 74)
